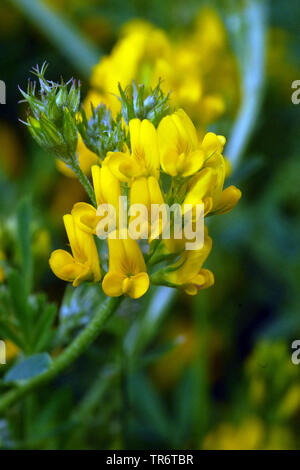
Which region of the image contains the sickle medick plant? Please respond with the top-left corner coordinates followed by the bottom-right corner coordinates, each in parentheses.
top-left (0, 64), bottom-right (241, 414)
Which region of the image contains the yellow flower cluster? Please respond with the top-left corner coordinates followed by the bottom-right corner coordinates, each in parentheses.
top-left (50, 108), bottom-right (241, 299)
top-left (88, 9), bottom-right (239, 126)
top-left (59, 8), bottom-right (239, 178)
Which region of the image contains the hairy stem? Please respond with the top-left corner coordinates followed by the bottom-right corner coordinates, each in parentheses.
top-left (69, 159), bottom-right (97, 206)
top-left (0, 297), bottom-right (121, 415)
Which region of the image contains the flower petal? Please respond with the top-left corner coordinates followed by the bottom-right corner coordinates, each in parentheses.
top-left (102, 271), bottom-right (126, 297)
top-left (126, 272), bottom-right (150, 299)
top-left (71, 202), bottom-right (98, 234)
top-left (213, 186), bottom-right (242, 215)
top-left (49, 249), bottom-right (83, 283)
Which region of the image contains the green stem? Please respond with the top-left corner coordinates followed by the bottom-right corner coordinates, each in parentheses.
top-left (0, 297), bottom-right (121, 415)
top-left (69, 160), bottom-right (97, 206)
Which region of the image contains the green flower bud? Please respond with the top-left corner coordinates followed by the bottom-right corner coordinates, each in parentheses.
top-left (77, 104), bottom-right (128, 159)
top-left (19, 63), bottom-right (80, 163)
top-left (118, 80), bottom-right (171, 127)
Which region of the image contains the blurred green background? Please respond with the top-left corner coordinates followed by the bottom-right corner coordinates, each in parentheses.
top-left (1, 0), bottom-right (300, 450)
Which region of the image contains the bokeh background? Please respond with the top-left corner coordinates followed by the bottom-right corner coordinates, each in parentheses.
top-left (1, 0), bottom-right (300, 450)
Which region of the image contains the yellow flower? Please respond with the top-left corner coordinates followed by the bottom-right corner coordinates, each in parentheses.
top-left (0, 250), bottom-right (6, 283)
top-left (129, 176), bottom-right (165, 240)
top-left (0, 265), bottom-right (5, 283)
top-left (108, 118), bottom-right (160, 181)
top-left (87, 11), bottom-right (240, 128)
top-left (89, 20), bottom-right (171, 117)
top-left (183, 134), bottom-right (241, 216)
top-left (32, 229), bottom-right (51, 259)
top-left (102, 232), bottom-right (149, 299)
top-left (71, 163), bottom-right (123, 235)
top-left (203, 418), bottom-right (264, 450)
top-left (49, 214), bottom-right (101, 287)
top-left (157, 109), bottom-right (204, 177)
top-left (4, 340), bottom-right (19, 362)
top-left (183, 167), bottom-right (216, 217)
top-left (163, 228), bottom-right (214, 295)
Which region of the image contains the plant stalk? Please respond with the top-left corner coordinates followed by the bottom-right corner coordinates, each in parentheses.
top-left (0, 297), bottom-right (121, 415)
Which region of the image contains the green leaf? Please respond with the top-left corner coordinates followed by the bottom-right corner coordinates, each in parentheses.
top-left (124, 286), bottom-right (176, 361)
top-left (0, 321), bottom-right (24, 350)
top-left (128, 372), bottom-right (171, 442)
top-left (138, 337), bottom-right (184, 369)
top-left (17, 198), bottom-right (33, 294)
top-left (0, 419), bottom-right (13, 449)
top-left (32, 303), bottom-right (57, 353)
top-left (4, 353), bottom-right (52, 384)
top-left (7, 269), bottom-right (30, 336)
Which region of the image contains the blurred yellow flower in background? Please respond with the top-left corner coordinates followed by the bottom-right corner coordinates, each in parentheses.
top-left (0, 122), bottom-right (24, 178)
top-left (203, 418), bottom-right (264, 450)
top-left (4, 340), bottom-right (19, 362)
top-left (86, 7), bottom-right (240, 132)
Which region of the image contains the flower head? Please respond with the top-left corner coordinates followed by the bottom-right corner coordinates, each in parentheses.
top-left (108, 118), bottom-right (160, 180)
top-left (129, 176), bottom-right (165, 240)
top-left (49, 214), bottom-right (101, 287)
top-left (184, 144), bottom-right (242, 216)
top-left (102, 231), bottom-right (149, 299)
top-left (157, 109), bottom-right (204, 177)
top-left (154, 228), bottom-right (214, 295)
top-left (71, 163), bottom-right (123, 235)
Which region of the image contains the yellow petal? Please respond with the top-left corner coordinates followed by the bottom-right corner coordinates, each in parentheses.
top-left (184, 168), bottom-right (216, 208)
top-left (63, 214), bottom-right (101, 282)
top-left (91, 165), bottom-right (103, 206)
top-left (148, 176), bottom-right (165, 239)
top-left (123, 236), bottom-right (147, 273)
top-left (139, 119), bottom-right (160, 177)
top-left (124, 272), bottom-right (150, 299)
top-left (167, 230), bottom-right (212, 285)
top-left (92, 163), bottom-right (122, 207)
top-left (184, 269), bottom-right (214, 295)
top-left (102, 271), bottom-right (126, 297)
top-left (129, 118), bottom-right (142, 157)
top-left (63, 214), bottom-right (82, 261)
top-left (71, 202), bottom-right (98, 234)
top-left (180, 149), bottom-right (204, 177)
top-left (105, 152), bottom-right (131, 183)
top-left (147, 176), bottom-right (164, 206)
top-left (100, 163), bottom-right (122, 207)
top-left (158, 116), bottom-right (181, 175)
top-left (107, 231), bottom-right (146, 275)
top-left (130, 177), bottom-right (150, 208)
top-left (213, 186), bottom-right (242, 215)
top-left (49, 249), bottom-right (85, 283)
top-left (119, 158), bottom-right (143, 178)
top-left (201, 132), bottom-right (225, 158)
top-left (172, 109), bottom-right (198, 149)
top-left (106, 237), bottom-right (126, 273)
top-left (160, 148), bottom-right (179, 176)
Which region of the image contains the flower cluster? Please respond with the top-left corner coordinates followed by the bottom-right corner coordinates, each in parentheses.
top-left (86, 8), bottom-right (239, 129)
top-left (43, 79), bottom-right (242, 299)
top-left (57, 8), bottom-right (240, 179)
top-left (20, 63), bottom-right (80, 165)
